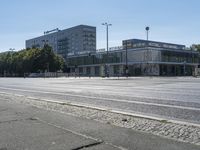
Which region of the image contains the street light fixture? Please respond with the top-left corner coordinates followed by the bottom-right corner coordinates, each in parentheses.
top-left (145, 26), bottom-right (150, 41)
top-left (102, 22), bottom-right (112, 77)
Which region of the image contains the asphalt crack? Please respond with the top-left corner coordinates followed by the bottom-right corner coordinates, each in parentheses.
top-left (0, 108), bottom-right (8, 112)
top-left (0, 119), bottom-right (21, 124)
top-left (0, 117), bottom-right (38, 124)
top-left (71, 141), bottom-right (103, 150)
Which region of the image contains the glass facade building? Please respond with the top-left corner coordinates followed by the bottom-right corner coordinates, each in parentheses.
top-left (67, 39), bottom-right (199, 76)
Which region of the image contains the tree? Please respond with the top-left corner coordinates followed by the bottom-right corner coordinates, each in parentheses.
top-left (0, 45), bottom-right (64, 76)
top-left (191, 44), bottom-right (200, 53)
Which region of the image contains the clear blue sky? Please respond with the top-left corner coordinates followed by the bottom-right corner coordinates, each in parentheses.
top-left (0, 0), bottom-right (199, 52)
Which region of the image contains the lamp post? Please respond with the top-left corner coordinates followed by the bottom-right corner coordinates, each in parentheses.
top-left (145, 26), bottom-right (150, 41)
top-left (42, 40), bottom-right (49, 73)
top-left (102, 22), bottom-right (112, 77)
top-left (145, 26), bottom-right (150, 75)
top-left (184, 61), bottom-right (186, 76)
top-left (9, 48), bottom-right (15, 60)
top-left (125, 40), bottom-right (128, 77)
top-left (9, 48), bottom-right (15, 77)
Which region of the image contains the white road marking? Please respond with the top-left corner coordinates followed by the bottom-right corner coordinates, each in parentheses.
top-left (1, 83), bottom-right (200, 100)
top-left (1, 84), bottom-right (200, 103)
top-left (0, 86), bottom-right (200, 111)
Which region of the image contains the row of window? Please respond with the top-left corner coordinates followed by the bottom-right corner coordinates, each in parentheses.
top-left (161, 51), bottom-right (199, 63)
top-left (67, 50), bottom-right (199, 66)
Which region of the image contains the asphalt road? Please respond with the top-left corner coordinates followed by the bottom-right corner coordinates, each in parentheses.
top-left (1, 96), bottom-right (199, 150)
top-left (0, 77), bottom-right (200, 124)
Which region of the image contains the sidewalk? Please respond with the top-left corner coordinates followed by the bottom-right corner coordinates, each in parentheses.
top-left (0, 98), bottom-right (199, 150)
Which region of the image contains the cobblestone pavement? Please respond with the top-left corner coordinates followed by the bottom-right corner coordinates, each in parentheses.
top-left (1, 92), bottom-right (200, 146)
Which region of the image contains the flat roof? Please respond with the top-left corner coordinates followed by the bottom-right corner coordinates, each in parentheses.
top-left (26, 25), bottom-right (96, 42)
top-left (123, 39), bottom-right (185, 47)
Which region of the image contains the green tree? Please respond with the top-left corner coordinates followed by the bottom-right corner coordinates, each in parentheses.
top-left (0, 45), bottom-right (64, 76)
top-left (191, 44), bottom-right (200, 53)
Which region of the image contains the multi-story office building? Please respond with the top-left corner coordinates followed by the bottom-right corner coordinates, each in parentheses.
top-left (67, 39), bottom-right (199, 76)
top-left (26, 25), bottom-right (96, 59)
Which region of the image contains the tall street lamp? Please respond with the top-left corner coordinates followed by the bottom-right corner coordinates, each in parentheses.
top-left (9, 48), bottom-right (15, 77)
top-left (145, 26), bottom-right (150, 75)
top-left (42, 40), bottom-right (49, 73)
top-left (145, 26), bottom-right (150, 41)
top-left (184, 61), bottom-right (186, 76)
top-left (102, 22), bottom-right (112, 77)
top-left (9, 48), bottom-right (15, 60)
top-left (125, 40), bottom-right (128, 77)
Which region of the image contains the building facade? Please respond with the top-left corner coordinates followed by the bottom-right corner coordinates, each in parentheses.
top-left (26, 25), bottom-right (96, 60)
top-left (67, 39), bottom-right (199, 76)
top-left (26, 26), bottom-right (199, 76)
